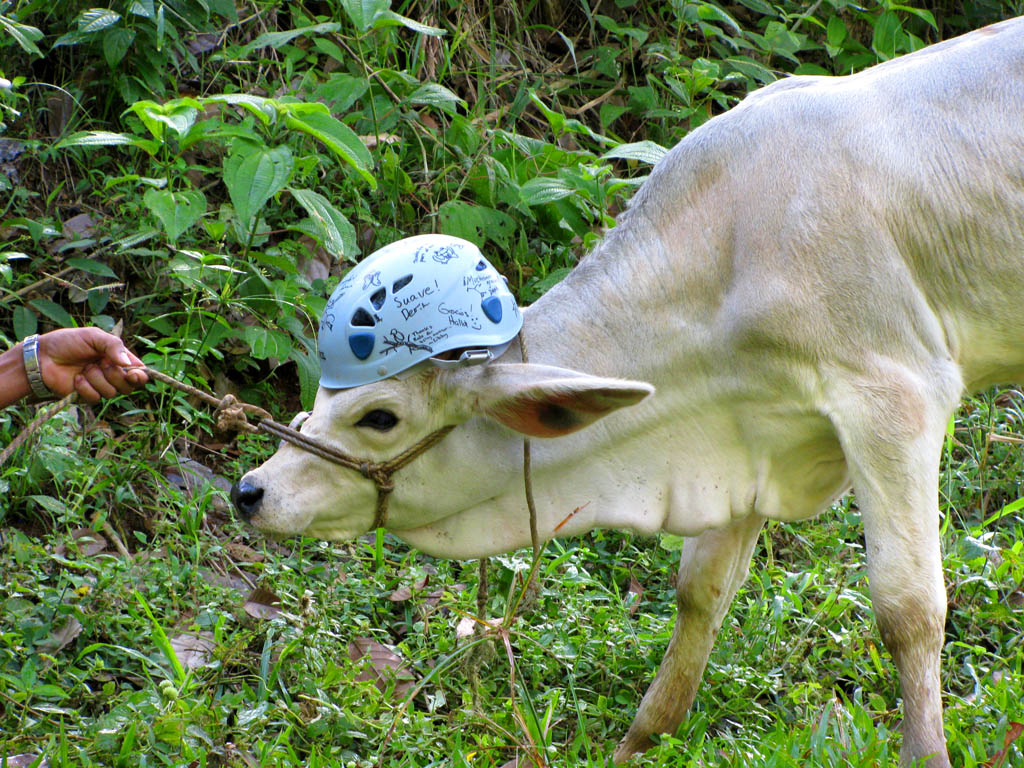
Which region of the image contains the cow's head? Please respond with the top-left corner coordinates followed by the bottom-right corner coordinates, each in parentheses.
top-left (232, 359), bottom-right (653, 546)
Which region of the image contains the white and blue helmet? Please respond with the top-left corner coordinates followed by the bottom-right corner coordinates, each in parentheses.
top-left (318, 234), bottom-right (523, 388)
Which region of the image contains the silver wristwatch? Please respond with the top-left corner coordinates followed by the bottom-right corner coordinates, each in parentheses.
top-left (22, 334), bottom-right (53, 400)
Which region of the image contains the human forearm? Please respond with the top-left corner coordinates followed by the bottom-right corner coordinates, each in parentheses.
top-left (0, 342), bottom-right (32, 408)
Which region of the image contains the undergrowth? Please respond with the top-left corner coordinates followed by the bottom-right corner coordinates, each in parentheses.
top-left (1, 1), bottom-right (1023, 766)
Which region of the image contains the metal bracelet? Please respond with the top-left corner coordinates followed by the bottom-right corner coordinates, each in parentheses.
top-left (22, 334), bottom-right (53, 400)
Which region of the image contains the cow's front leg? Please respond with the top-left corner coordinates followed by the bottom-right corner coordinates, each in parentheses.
top-left (614, 512), bottom-right (765, 763)
top-left (827, 363), bottom-right (960, 768)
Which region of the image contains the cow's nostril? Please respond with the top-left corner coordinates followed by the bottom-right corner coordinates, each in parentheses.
top-left (231, 480), bottom-right (264, 521)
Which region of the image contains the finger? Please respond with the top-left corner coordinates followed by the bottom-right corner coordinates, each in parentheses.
top-left (81, 363), bottom-right (119, 400)
top-left (95, 334), bottom-right (148, 384)
top-left (98, 362), bottom-right (137, 395)
top-left (74, 374), bottom-right (102, 404)
top-left (84, 330), bottom-right (136, 369)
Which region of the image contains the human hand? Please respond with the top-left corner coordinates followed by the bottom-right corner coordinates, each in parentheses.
top-left (37, 328), bottom-right (149, 403)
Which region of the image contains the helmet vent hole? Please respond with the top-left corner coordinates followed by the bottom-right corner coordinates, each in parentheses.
top-left (475, 260), bottom-right (487, 271)
top-left (351, 308), bottom-right (376, 327)
top-left (370, 288), bottom-right (386, 310)
top-left (392, 274), bottom-right (413, 293)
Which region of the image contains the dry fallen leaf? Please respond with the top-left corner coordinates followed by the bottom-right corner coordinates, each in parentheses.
top-left (359, 132), bottom-right (400, 149)
top-left (243, 586), bottom-right (282, 620)
top-left (53, 528), bottom-right (106, 558)
top-left (982, 720), bottom-right (1023, 768)
top-left (37, 616), bottom-right (83, 654)
top-left (455, 615), bottom-right (476, 639)
top-left (200, 568), bottom-right (251, 596)
top-left (170, 632), bottom-right (216, 669)
top-left (224, 542), bottom-right (264, 563)
top-left (389, 586), bottom-right (413, 602)
top-left (348, 636), bottom-right (416, 699)
top-left (63, 212), bottom-right (95, 238)
top-left (2, 754), bottom-right (49, 768)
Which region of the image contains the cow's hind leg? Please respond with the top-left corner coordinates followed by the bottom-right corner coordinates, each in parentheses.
top-left (826, 359), bottom-right (961, 768)
top-left (614, 512), bottom-right (765, 763)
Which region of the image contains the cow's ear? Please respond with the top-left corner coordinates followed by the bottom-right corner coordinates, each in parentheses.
top-left (454, 363), bottom-right (654, 438)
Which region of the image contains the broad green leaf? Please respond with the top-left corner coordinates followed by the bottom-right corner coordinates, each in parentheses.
top-left (872, 11), bottom-right (901, 60)
top-left (30, 495), bottom-right (68, 515)
top-left (593, 14), bottom-right (648, 44)
top-left (762, 20), bottom-right (803, 63)
top-left (289, 346), bottom-right (320, 410)
top-left (143, 188), bottom-right (206, 243)
top-left (204, 94), bottom-right (276, 126)
top-left (243, 22), bottom-right (341, 53)
top-left (130, 102), bottom-right (199, 140)
top-left (151, 105), bottom-right (199, 138)
top-left (283, 112), bottom-right (376, 189)
top-left (526, 267), bottom-right (572, 299)
top-left (53, 29), bottom-right (91, 47)
top-left (341, 0), bottom-right (389, 33)
top-left (311, 71), bottom-right (369, 113)
top-left (826, 16), bottom-right (847, 49)
top-left (13, 306), bottom-right (37, 339)
top-left (88, 290), bottom-right (110, 314)
top-left (30, 684), bottom-right (69, 700)
top-left (520, 176), bottom-right (574, 206)
top-left (102, 26), bottom-right (135, 67)
top-left (77, 8), bottom-right (122, 33)
top-left (66, 258), bottom-right (118, 279)
top-left (29, 298), bottom-right (76, 328)
top-left (438, 201), bottom-right (517, 251)
top-left (55, 131), bottom-right (159, 155)
top-left (124, 99), bottom-right (165, 140)
top-left (601, 140), bottom-right (669, 165)
top-left (277, 101), bottom-right (331, 117)
top-left (0, 16), bottom-right (44, 56)
top-left (725, 56), bottom-right (776, 84)
top-left (128, 0), bottom-right (153, 18)
top-left (103, 174), bottom-right (167, 190)
top-left (659, 533), bottom-right (687, 551)
top-left (408, 83), bottom-right (465, 116)
top-left (155, 2), bottom-right (165, 49)
top-left (207, 0), bottom-right (238, 22)
top-left (695, 1), bottom-right (740, 34)
top-left (243, 326), bottom-right (291, 360)
top-left (289, 187), bottom-right (357, 261)
top-left (892, 5), bottom-right (937, 30)
top-left (373, 10), bottom-right (445, 36)
top-left (734, 0), bottom-right (772, 14)
top-left (223, 145), bottom-right (293, 230)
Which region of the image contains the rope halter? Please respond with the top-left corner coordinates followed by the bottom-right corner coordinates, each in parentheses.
top-left (142, 367), bottom-right (455, 530)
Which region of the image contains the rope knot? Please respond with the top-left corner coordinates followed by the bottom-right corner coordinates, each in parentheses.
top-left (215, 394), bottom-right (253, 435)
top-left (360, 462), bottom-right (395, 493)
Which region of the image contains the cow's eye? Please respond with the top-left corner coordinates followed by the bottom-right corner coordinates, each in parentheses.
top-left (356, 409), bottom-right (399, 431)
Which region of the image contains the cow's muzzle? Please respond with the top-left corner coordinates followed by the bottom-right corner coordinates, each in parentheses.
top-left (231, 479), bottom-right (264, 521)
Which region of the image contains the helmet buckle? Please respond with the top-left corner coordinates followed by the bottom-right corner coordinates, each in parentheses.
top-left (430, 348), bottom-right (494, 370)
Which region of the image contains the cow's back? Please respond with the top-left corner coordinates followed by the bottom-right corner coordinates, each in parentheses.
top-left (601, 16), bottom-right (1024, 392)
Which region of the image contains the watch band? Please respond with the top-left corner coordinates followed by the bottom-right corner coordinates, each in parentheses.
top-left (22, 334), bottom-right (53, 400)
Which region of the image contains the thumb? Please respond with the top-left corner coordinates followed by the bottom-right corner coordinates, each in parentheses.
top-left (84, 328), bottom-right (135, 367)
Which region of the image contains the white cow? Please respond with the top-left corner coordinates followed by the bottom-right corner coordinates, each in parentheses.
top-left (234, 17), bottom-right (1024, 767)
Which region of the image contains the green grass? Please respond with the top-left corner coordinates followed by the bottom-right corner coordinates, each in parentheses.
top-left (1, 391), bottom-right (1023, 766)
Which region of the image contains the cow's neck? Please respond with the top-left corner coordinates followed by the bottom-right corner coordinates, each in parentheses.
top-left (395, 211), bottom-right (766, 558)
